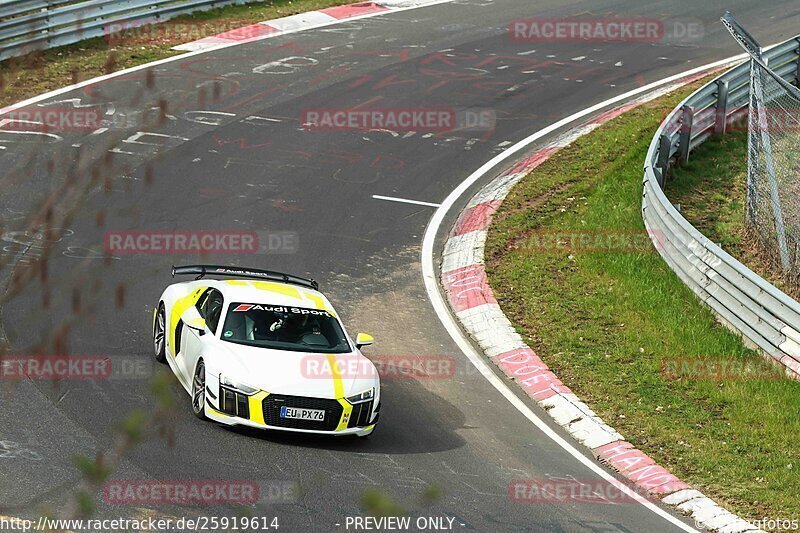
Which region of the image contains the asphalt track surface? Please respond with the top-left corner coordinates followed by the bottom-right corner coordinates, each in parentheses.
top-left (1, 1), bottom-right (799, 531)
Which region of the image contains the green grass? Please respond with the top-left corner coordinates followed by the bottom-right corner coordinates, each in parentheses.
top-left (667, 131), bottom-right (798, 299)
top-left (666, 131), bottom-right (748, 249)
top-left (0, 0), bottom-right (353, 108)
top-left (485, 86), bottom-right (800, 520)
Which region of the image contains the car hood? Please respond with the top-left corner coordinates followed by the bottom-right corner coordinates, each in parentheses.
top-left (212, 341), bottom-right (378, 399)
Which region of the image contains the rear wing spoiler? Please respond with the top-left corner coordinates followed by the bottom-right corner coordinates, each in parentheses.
top-left (172, 265), bottom-right (319, 291)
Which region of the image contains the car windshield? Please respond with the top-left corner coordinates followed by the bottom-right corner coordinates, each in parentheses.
top-left (220, 303), bottom-right (351, 353)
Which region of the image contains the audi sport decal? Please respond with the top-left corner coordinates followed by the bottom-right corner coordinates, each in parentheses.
top-left (232, 304), bottom-right (332, 317)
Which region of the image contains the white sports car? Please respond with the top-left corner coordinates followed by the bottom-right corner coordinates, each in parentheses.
top-left (153, 265), bottom-right (380, 437)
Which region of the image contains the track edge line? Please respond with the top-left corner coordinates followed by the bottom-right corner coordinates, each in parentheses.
top-left (421, 53), bottom-right (765, 533)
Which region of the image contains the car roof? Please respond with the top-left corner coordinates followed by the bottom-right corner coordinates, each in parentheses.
top-left (203, 278), bottom-right (336, 314)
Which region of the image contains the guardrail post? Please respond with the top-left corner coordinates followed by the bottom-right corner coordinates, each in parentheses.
top-left (795, 37), bottom-right (800, 83)
top-left (44, 2), bottom-right (52, 51)
top-left (714, 80), bottom-right (730, 136)
top-left (655, 134), bottom-right (672, 187)
top-left (678, 105), bottom-right (694, 165)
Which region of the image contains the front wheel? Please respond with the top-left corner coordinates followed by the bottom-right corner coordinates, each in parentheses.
top-left (191, 360), bottom-right (207, 420)
top-left (153, 304), bottom-right (167, 364)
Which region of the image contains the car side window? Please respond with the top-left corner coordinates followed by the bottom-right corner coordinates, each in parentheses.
top-left (195, 288), bottom-right (211, 315)
top-left (197, 289), bottom-right (224, 334)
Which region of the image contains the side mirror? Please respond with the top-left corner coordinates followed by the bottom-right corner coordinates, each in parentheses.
top-left (355, 333), bottom-right (374, 349)
top-left (181, 307), bottom-right (207, 336)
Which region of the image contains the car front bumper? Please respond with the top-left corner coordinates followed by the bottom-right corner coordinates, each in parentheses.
top-left (205, 389), bottom-right (379, 437)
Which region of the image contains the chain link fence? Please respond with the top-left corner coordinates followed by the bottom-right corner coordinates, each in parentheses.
top-left (643, 18), bottom-right (800, 377)
top-left (747, 58), bottom-right (800, 281)
top-left (724, 13), bottom-right (800, 284)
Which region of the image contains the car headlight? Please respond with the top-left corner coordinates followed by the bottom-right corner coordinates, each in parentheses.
top-left (220, 374), bottom-right (259, 396)
top-left (346, 387), bottom-right (374, 404)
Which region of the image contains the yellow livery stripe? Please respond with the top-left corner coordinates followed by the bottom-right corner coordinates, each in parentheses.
top-left (250, 281), bottom-right (302, 298)
top-left (169, 287), bottom-right (206, 356)
top-left (337, 399), bottom-right (353, 431)
top-left (326, 354), bottom-right (344, 398)
top-left (248, 391), bottom-right (269, 425)
top-left (303, 291), bottom-right (326, 310)
top-left (327, 354), bottom-right (353, 431)
top-left (206, 405), bottom-right (234, 420)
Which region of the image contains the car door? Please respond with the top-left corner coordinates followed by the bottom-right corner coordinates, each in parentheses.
top-left (181, 288), bottom-right (224, 378)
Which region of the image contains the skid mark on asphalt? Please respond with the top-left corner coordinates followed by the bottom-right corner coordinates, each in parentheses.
top-left (0, 441), bottom-right (42, 461)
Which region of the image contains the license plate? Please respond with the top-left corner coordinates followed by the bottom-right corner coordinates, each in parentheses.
top-left (280, 406), bottom-right (325, 421)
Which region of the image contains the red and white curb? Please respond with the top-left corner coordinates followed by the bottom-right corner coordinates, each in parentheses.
top-left (440, 77), bottom-right (762, 533)
top-left (174, 0), bottom-right (449, 52)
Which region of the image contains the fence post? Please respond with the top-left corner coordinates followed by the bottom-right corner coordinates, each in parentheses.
top-left (678, 105), bottom-right (694, 164)
top-left (746, 58), bottom-right (759, 227)
top-left (751, 57), bottom-right (791, 272)
top-left (714, 80), bottom-right (729, 135)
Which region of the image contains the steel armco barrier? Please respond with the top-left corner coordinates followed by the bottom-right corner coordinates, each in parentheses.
top-left (0, 0), bottom-right (255, 62)
top-left (643, 36), bottom-right (800, 378)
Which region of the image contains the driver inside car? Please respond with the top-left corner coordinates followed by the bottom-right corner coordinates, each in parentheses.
top-left (276, 313), bottom-right (321, 342)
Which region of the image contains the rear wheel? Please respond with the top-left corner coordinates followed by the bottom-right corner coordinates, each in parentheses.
top-left (153, 304), bottom-right (166, 364)
top-left (191, 360), bottom-right (207, 420)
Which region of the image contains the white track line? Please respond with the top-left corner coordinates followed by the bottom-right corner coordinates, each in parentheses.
top-left (421, 53), bottom-right (753, 533)
top-left (0, 3), bottom-right (751, 528)
top-left (372, 195), bottom-right (441, 207)
top-left (0, 0), bottom-right (457, 116)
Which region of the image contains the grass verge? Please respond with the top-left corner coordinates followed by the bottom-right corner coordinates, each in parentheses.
top-left (485, 84), bottom-right (800, 520)
top-left (0, 0), bottom-right (353, 108)
top-left (666, 131), bottom-right (799, 299)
